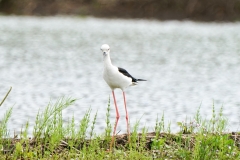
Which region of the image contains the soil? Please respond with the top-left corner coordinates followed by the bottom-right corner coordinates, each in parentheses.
top-left (1, 132), bottom-right (240, 154)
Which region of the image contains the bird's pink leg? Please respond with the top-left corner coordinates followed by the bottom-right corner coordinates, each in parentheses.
top-left (123, 91), bottom-right (130, 142)
top-left (110, 91), bottom-right (120, 151)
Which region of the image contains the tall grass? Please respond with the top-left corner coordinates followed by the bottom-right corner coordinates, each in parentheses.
top-left (0, 87), bottom-right (13, 138)
top-left (0, 96), bottom-right (240, 159)
top-left (0, 87), bottom-right (12, 107)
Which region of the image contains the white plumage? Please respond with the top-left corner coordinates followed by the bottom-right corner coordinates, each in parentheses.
top-left (101, 44), bottom-right (145, 91)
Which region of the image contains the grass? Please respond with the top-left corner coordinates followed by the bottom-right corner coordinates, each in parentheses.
top-left (0, 96), bottom-right (240, 159)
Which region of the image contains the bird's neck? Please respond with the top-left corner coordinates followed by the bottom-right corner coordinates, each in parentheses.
top-left (103, 54), bottom-right (112, 67)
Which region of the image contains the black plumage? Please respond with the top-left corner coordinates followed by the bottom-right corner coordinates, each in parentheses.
top-left (118, 67), bottom-right (147, 82)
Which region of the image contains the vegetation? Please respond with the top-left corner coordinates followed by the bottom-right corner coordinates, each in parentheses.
top-left (0, 87), bottom-right (11, 107)
top-left (0, 0), bottom-right (240, 21)
top-left (0, 93), bottom-right (240, 159)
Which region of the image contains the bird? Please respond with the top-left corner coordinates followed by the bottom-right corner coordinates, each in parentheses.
top-left (100, 44), bottom-right (146, 151)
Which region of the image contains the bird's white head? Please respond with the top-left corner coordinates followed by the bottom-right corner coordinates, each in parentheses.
top-left (100, 44), bottom-right (110, 56)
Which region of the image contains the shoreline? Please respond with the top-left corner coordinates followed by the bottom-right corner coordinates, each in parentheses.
top-left (0, 0), bottom-right (240, 22)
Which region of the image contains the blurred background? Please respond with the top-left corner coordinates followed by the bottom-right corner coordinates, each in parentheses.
top-left (1, 0), bottom-right (240, 21)
top-left (0, 0), bottom-right (240, 136)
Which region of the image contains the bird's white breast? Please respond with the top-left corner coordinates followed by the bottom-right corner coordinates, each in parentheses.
top-left (103, 65), bottom-right (132, 90)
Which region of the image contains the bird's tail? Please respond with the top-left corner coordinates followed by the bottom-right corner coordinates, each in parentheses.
top-left (137, 79), bottom-right (147, 81)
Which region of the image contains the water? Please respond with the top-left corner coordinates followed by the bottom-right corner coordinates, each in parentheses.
top-left (0, 16), bottom-right (240, 135)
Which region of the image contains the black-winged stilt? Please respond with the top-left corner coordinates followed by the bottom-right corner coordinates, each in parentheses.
top-left (100, 44), bottom-right (146, 150)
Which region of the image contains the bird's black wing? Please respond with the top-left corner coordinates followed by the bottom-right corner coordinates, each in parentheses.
top-left (118, 67), bottom-right (137, 82)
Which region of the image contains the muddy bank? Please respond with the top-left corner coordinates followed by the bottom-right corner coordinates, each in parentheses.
top-left (2, 132), bottom-right (240, 152)
top-left (0, 0), bottom-right (240, 21)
